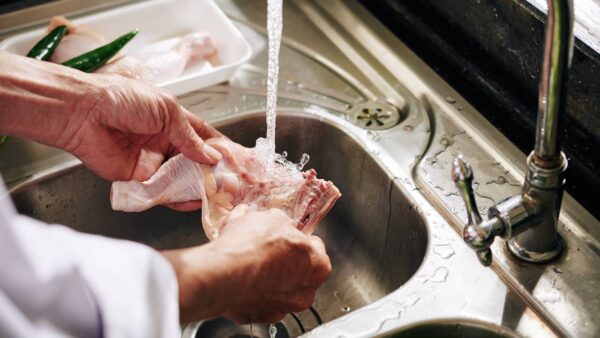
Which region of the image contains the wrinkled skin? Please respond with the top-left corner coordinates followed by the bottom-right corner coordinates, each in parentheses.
top-left (162, 208), bottom-right (332, 323)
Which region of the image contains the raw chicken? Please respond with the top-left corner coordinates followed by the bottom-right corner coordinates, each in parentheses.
top-left (48, 16), bottom-right (106, 63)
top-left (45, 16), bottom-right (218, 83)
top-left (129, 32), bottom-right (218, 83)
top-left (110, 138), bottom-right (341, 240)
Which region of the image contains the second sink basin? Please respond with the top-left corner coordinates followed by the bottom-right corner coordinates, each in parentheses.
top-left (10, 111), bottom-right (429, 334)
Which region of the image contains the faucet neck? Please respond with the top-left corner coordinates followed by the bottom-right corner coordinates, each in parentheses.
top-left (534, 0), bottom-right (574, 168)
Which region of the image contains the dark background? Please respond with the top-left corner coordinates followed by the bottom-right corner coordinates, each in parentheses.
top-left (0, 0), bottom-right (54, 15)
top-left (360, 0), bottom-right (600, 219)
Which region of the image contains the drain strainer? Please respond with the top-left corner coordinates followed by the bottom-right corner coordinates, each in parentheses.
top-left (349, 99), bottom-right (403, 130)
top-left (182, 307), bottom-right (323, 338)
top-left (182, 319), bottom-right (289, 338)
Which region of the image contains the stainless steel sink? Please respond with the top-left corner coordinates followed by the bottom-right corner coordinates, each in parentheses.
top-left (3, 0), bottom-right (599, 337)
top-left (10, 112), bottom-right (429, 335)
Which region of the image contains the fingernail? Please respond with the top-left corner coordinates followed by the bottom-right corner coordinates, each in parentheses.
top-left (204, 143), bottom-right (222, 162)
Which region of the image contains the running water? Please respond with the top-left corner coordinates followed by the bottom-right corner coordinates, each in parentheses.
top-left (264, 0), bottom-right (283, 152)
top-left (255, 0), bottom-right (285, 170)
top-left (255, 0), bottom-right (309, 179)
top-left (256, 2), bottom-right (287, 336)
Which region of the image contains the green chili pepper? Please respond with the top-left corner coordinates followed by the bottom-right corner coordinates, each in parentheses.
top-left (26, 25), bottom-right (68, 61)
top-left (0, 135), bottom-right (7, 147)
top-left (62, 29), bottom-right (139, 72)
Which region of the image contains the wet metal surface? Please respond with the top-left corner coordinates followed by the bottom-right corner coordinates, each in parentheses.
top-left (1, 0), bottom-right (599, 337)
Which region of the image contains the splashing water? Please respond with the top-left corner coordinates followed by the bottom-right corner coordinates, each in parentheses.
top-left (266, 0), bottom-right (283, 152)
top-left (269, 323), bottom-right (277, 338)
top-left (297, 153), bottom-right (311, 170)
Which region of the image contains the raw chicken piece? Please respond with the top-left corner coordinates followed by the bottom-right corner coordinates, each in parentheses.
top-left (130, 32), bottom-right (218, 83)
top-left (110, 138), bottom-right (341, 240)
top-left (95, 55), bottom-right (151, 82)
top-left (45, 16), bottom-right (218, 83)
top-left (48, 16), bottom-right (106, 63)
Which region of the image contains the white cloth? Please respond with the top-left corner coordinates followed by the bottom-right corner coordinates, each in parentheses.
top-left (0, 176), bottom-right (181, 338)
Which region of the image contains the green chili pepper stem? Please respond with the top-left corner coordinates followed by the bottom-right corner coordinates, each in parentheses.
top-left (0, 135), bottom-right (8, 147)
top-left (26, 25), bottom-right (67, 61)
top-left (62, 28), bottom-right (139, 73)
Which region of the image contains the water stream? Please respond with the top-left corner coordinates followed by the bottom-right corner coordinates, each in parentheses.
top-left (265, 0), bottom-right (283, 152)
top-left (251, 1), bottom-right (286, 336)
top-left (266, 1), bottom-right (283, 335)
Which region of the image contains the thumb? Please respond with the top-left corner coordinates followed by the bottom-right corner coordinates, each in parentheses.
top-left (165, 105), bottom-right (222, 164)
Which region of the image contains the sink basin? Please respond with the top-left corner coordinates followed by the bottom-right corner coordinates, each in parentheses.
top-left (379, 319), bottom-right (522, 338)
top-left (10, 112), bottom-right (429, 334)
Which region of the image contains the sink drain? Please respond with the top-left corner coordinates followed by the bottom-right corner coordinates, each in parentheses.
top-left (181, 307), bottom-right (323, 338)
top-left (349, 99), bottom-right (403, 130)
top-left (182, 319), bottom-right (289, 338)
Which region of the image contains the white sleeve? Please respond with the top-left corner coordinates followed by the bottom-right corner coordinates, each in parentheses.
top-left (0, 180), bottom-right (181, 338)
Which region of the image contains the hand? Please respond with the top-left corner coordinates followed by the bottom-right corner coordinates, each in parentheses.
top-left (161, 208), bottom-right (332, 323)
top-left (0, 53), bottom-right (222, 210)
top-left (62, 74), bottom-right (222, 180)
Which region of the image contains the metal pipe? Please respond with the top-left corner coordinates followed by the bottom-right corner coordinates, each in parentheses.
top-left (534, 0), bottom-right (573, 166)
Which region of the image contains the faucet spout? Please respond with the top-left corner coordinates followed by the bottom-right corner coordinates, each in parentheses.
top-left (534, 0), bottom-right (573, 167)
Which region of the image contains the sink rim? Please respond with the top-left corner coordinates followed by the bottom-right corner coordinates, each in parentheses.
top-left (378, 318), bottom-right (523, 338)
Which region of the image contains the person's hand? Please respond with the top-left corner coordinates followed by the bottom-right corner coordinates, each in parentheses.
top-left (0, 52), bottom-right (220, 210)
top-left (63, 73), bottom-right (221, 176)
top-left (64, 74), bottom-right (224, 210)
top-left (161, 208), bottom-right (332, 323)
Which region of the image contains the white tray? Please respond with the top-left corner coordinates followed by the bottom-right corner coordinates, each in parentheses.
top-left (0, 0), bottom-right (252, 95)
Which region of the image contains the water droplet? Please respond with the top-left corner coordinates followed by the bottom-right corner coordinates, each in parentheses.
top-left (403, 124), bottom-right (414, 132)
top-left (269, 324), bottom-right (277, 338)
top-left (281, 151), bottom-right (288, 158)
top-left (539, 289), bottom-right (561, 303)
top-left (367, 130), bottom-right (380, 141)
top-left (420, 267), bottom-right (449, 284)
top-left (440, 137), bottom-right (450, 146)
top-left (445, 96), bottom-right (457, 104)
top-left (297, 153), bottom-right (310, 170)
top-left (553, 266), bottom-right (563, 274)
top-left (433, 243), bottom-right (456, 259)
top-left (334, 291), bottom-right (340, 297)
top-left (341, 306), bottom-right (351, 312)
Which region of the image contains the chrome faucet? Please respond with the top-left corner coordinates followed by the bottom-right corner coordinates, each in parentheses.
top-left (452, 0), bottom-right (574, 266)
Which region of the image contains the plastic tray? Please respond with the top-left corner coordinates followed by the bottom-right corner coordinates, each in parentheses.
top-left (0, 0), bottom-right (252, 95)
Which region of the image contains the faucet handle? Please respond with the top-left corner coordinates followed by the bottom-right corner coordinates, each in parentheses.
top-left (452, 156), bottom-right (497, 266)
top-left (451, 156), bottom-right (482, 225)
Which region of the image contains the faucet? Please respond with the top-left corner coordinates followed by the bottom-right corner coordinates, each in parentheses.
top-left (452, 0), bottom-right (574, 266)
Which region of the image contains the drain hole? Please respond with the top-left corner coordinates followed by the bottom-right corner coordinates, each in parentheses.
top-left (183, 319), bottom-right (289, 338)
top-left (350, 100), bottom-right (403, 130)
top-left (181, 308), bottom-right (324, 337)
